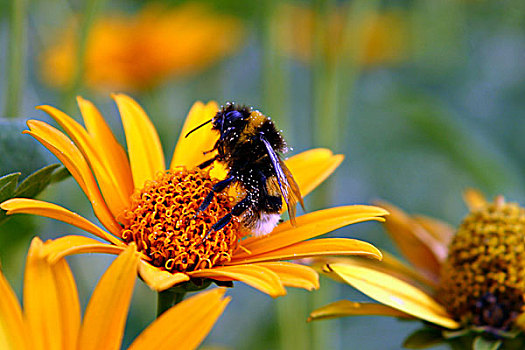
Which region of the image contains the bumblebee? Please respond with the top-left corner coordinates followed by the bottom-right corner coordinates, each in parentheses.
top-left (185, 102), bottom-right (304, 239)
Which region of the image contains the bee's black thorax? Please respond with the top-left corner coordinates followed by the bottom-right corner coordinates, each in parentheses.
top-left (212, 103), bottom-right (287, 171)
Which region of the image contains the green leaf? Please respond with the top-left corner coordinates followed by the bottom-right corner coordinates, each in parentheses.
top-left (448, 333), bottom-right (476, 350)
top-left (403, 328), bottom-right (445, 349)
top-left (14, 163), bottom-right (60, 198)
top-left (471, 326), bottom-right (520, 339)
top-left (502, 333), bottom-right (525, 350)
top-left (0, 164), bottom-right (70, 226)
top-left (49, 166), bottom-right (71, 184)
top-left (443, 328), bottom-right (472, 339)
top-left (0, 172), bottom-right (21, 222)
top-left (473, 336), bottom-right (502, 350)
top-left (0, 118), bottom-right (49, 178)
top-left (0, 173), bottom-right (20, 202)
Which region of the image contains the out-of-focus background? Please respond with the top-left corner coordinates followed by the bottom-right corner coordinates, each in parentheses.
top-left (1, 0), bottom-right (524, 349)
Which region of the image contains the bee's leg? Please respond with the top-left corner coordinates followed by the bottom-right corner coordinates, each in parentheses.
top-left (202, 141), bottom-right (219, 155)
top-left (194, 176), bottom-right (235, 217)
top-left (202, 139), bottom-right (219, 155)
top-left (206, 213), bottom-right (232, 237)
top-left (202, 195), bottom-right (251, 241)
top-left (198, 154), bottom-right (219, 169)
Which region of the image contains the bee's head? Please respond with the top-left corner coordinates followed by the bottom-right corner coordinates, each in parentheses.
top-left (185, 102), bottom-right (251, 139)
top-left (212, 103), bottom-right (251, 138)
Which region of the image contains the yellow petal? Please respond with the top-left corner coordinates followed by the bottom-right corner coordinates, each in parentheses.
top-left (0, 199), bottom-right (122, 246)
top-left (24, 120), bottom-right (122, 236)
top-left (170, 101), bottom-right (219, 170)
top-left (318, 253), bottom-right (438, 290)
top-left (380, 252), bottom-right (438, 289)
top-left (138, 261), bottom-right (190, 291)
top-left (0, 265), bottom-right (30, 350)
top-left (50, 258), bottom-right (81, 350)
top-left (77, 96), bottom-right (134, 197)
top-left (374, 201), bottom-right (444, 281)
top-left (23, 237), bottom-right (65, 350)
top-left (284, 148), bottom-right (344, 197)
top-left (112, 93), bottom-right (165, 188)
top-left (308, 300), bottom-right (414, 321)
top-left (463, 188), bottom-right (487, 211)
top-left (255, 262), bottom-right (319, 290)
top-left (327, 263), bottom-right (460, 329)
top-left (189, 264), bottom-right (286, 297)
top-left (37, 104), bottom-right (131, 218)
top-left (239, 205), bottom-right (388, 256)
top-left (25, 120), bottom-right (89, 192)
top-left (41, 235), bottom-right (126, 264)
top-left (128, 289), bottom-right (229, 350)
top-left (78, 244), bottom-right (139, 350)
top-left (412, 215), bottom-right (454, 249)
top-left (231, 238), bottom-right (382, 264)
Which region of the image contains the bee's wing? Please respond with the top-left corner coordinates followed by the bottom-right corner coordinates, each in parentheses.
top-left (260, 136), bottom-right (304, 226)
top-left (279, 158), bottom-right (304, 210)
top-left (278, 158), bottom-right (305, 225)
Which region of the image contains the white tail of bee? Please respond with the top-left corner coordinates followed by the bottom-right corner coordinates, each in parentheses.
top-left (250, 213), bottom-right (281, 236)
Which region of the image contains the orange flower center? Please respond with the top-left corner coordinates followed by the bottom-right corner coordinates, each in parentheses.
top-left (120, 168), bottom-right (240, 273)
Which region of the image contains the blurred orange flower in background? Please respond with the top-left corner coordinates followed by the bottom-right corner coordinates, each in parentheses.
top-left (41, 3), bottom-right (244, 91)
top-left (276, 4), bottom-right (409, 67)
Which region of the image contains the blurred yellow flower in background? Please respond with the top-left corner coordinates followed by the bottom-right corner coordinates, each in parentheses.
top-left (1, 94), bottom-right (387, 298)
top-left (0, 240), bottom-right (229, 350)
top-left (276, 3), bottom-right (408, 67)
top-left (310, 190), bottom-right (525, 348)
top-left (41, 3), bottom-right (244, 91)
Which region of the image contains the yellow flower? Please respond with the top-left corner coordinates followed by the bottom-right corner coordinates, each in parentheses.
top-left (41, 3), bottom-right (243, 91)
top-left (0, 238), bottom-right (229, 350)
top-left (1, 94), bottom-right (387, 296)
top-left (276, 4), bottom-right (408, 67)
top-left (310, 190), bottom-right (525, 347)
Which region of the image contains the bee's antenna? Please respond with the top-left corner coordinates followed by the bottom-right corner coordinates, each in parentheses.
top-left (185, 119), bottom-right (212, 138)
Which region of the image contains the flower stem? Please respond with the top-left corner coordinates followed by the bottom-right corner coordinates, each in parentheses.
top-left (310, 0), bottom-right (338, 208)
top-left (157, 290), bottom-right (186, 317)
top-left (62, 0), bottom-right (104, 111)
top-left (309, 2), bottom-right (381, 349)
top-left (335, 0), bottom-right (381, 142)
top-left (277, 290), bottom-right (310, 350)
top-left (4, 0), bottom-right (27, 118)
top-left (156, 278), bottom-right (213, 317)
top-left (308, 2), bottom-right (340, 349)
top-left (261, 0), bottom-right (292, 143)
